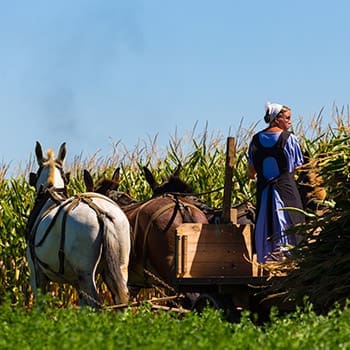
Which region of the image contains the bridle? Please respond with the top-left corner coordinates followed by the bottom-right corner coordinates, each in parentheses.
top-left (29, 163), bottom-right (69, 196)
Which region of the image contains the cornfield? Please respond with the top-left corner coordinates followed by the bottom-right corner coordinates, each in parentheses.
top-left (1, 106), bottom-right (350, 309)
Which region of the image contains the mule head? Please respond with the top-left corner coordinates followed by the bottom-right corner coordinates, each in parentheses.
top-left (83, 167), bottom-right (137, 206)
top-left (29, 141), bottom-right (69, 193)
top-left (143, 166), bottom-right (193, 197)
top-left (83, 167), bottom-right (121, 195)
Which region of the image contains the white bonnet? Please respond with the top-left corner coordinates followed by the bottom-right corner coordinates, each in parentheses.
top-left (264, 102), bottom-right (283, 123)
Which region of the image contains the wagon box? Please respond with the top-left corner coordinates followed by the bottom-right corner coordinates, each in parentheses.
top-left (175, 221), bottom-right (292, 316)
top-left (175, 222), bottom-right (258, 278)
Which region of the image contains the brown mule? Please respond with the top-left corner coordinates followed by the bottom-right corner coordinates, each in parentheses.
top-left (83, 168), bottom-right (209, 289)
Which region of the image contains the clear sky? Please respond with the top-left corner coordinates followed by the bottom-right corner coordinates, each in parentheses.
top-left (1, 1), bottom-right (349, 175)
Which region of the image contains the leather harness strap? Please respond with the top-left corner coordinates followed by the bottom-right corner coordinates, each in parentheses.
top-left (131, 194), bottom-right (199, 267)
top-left (28, 191), bottom-right (114, 277)
top-left (141, 202), bottom-right (177, 255)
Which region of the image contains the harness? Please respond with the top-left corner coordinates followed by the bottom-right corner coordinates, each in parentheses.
top-left (125, 194), bottom-right (199, 282)
top-left (27, 189), bottom-right (115, 278)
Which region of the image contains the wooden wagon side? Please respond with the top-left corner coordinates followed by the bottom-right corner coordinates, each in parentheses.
top-left (175, 222), bottom-right (258, 278)
top-left (174, 221), bottom-right (265, 310)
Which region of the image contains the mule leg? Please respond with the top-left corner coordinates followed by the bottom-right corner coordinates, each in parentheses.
top-left (119, 260), bottom-right (129, 303)
top-left (27, 250), bottom-right (49, 296)
top-left (128, 285), bottom-right (141, 300)
top-left (101, 219), bottom-right (130, 305)
top-left (30, 268), bottom-right (49, 296)
top-left (35, 270), bottom-right (49, 294)
top-left (77, 273), bottom-right (100, 309)
top-left (103, 262), bottom-right (129, 305)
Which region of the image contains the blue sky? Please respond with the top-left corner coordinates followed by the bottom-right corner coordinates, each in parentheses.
top-left (1, 1), bottom-right (349, 175)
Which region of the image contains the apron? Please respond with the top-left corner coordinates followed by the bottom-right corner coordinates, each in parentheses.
top-left (251, 131), bottom-right (304, 239)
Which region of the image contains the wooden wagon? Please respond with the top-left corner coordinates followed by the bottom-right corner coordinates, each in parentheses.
top-left (173, 138), bottom-right (291, 319)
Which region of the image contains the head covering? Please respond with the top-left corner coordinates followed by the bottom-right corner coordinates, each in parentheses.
top-left (264, 102), bottom-right (283, 123)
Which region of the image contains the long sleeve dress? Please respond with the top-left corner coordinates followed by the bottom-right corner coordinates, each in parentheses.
top-left (248, 130), bottom-right (304, 263)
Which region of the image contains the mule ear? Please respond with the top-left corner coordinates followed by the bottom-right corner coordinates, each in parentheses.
top-left (29, 172), bottom-right (37, 187)
top-left (83, 169), bottom-right (94, 192)
top-left (56, 142), bottom-right (67, 165)
top-left (35, 141), bottom-right (44, 165)
top-left (173, 164), bottom-right (181, 177)
top-left (143, 166), bottom-right (158, 190)
top-left (111, 167), bottom-right (120, 185)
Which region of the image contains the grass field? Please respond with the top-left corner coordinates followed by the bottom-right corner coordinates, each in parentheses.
top-left (1, 296), bottom-right (350, 349)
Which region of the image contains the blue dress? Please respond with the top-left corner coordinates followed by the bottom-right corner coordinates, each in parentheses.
top-left (248, 131), bottom-right (304, 263)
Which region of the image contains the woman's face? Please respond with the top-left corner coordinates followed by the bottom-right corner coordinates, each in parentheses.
top-left (275, 110), bottom-right (292, 130)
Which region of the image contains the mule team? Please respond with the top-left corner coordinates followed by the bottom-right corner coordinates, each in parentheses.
top-left (26, 142), bottom-right (211, 308)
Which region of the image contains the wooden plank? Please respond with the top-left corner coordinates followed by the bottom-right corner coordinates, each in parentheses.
top-left (181, 230), bottom-right (249, 244)
top-left (183, 262), bottom-right (252, 276)
top-left (183, 245), bottom-right (251, 256)
top-left (176, 223), bottom-right (255, 278)
top-left (230, 208), bottom-right (237, 224)
top-left (222, 137), bottom-right (236, 223)
top-left (175, 235), bottom-right (182, 276)
top-left (177, 223), bottom-right (252, 246)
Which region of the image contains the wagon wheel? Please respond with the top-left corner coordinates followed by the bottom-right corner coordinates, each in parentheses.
top-left (192, 293), bottom-right (240, 323)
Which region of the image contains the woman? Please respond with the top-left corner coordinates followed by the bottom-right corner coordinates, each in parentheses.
top-left (248, 102), bottom-right (305, 263)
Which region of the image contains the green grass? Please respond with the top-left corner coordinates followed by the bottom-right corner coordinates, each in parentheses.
top-left (1, 297), bottom-right (350, 350)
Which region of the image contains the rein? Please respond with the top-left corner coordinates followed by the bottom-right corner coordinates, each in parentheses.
top-left (25, 187), bottom-right (67, 240)
top-left (158, 187), bottom-right (224, 198)
top-left (26, 186), bottom-right (67, 285)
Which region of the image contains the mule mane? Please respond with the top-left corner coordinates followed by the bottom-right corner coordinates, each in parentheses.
top-left (45, 149), bottom-right (56, 186)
